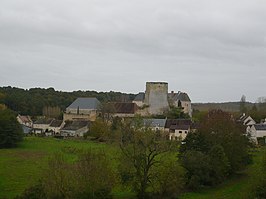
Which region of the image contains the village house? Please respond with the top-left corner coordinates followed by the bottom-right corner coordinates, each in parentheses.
top-left (60, 120), bottom-right (90, 137)
top-left (238, 113), bottom-right (256, 126)
top-left (17, 115), bottom-right (33, 127)
top-left (143, 118), bottom-right (166, 132)
top-left (165, 119), bottom-right (193, 141)
top-left (246, 124), bottom-right (266, 145)
top-left (64, 98), bottom-right (100, 122)
top-left (168, 91), bottom-right (192, 117)
top-left (48, 120), bottom-right (64, 135)
top-left (32, 118), bottom-right (54, 135)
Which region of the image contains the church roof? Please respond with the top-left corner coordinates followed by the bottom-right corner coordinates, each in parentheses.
top-left (67, 98), bottom-right (100, 110)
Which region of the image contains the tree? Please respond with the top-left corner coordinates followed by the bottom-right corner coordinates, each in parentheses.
top-left (179, 110), bottom-right (250, 188)
top-left (98, 102), bottom-right (115, 121)
top-left (119, 127), bottom-right (179, 198)
top-left (89, 119), bottom-right (111, 141)
top-left (151, 158), bottom-right (185, 198)
top-left (41, 151), bottom-right (116, 199)
top-left (166, 106), bottom-right (189, 119)
top-left (74, 150), bottom-right (116, 199)
top-left (0, 109), bottom-right (23, 148)
top-left (42, 106), bottom-right (61, 118)
top-left (240, 95), bottom-right (247, 113)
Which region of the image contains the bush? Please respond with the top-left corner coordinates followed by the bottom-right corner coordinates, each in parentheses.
top-left (0, 109), bottom-right (23, 148)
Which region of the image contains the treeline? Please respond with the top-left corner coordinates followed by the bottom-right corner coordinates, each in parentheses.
top-left (0, 86), bottom-right (136, 116)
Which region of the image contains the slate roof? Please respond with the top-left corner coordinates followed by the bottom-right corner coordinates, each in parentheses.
top-left (61, 121), bottom-right (90, 131)
top-left (170, 124), bottom-right (190, 131)
top-left (50, 120), bottom-right (63, 127)
top-left (165, 119), bottom-right (192, 128)
top-left (143, 119), bottom-right (167, 128)
top-left (67, 98), bottom-right (100, 110)
top-left (34, 118), bottom-right (54, 125)
top-left (254, 124), bottom-right (266, 131)
top-left (133, 92), bottom-right (145, 101)
top-left (112, 102), bottom-right (138, 114)
top-left (168, 91), bottom-right (191, 102)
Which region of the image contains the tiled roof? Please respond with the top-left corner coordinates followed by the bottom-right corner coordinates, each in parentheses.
top-left (170, 124), bottom-right (190, 130)
top-left (112, 102), bottom-right (137, 114)
top-left (61, 121), bottom-right (90, 131)
top-left (254, 124), bottom-right (266, 131)
top-left (168, 92), bottom-right (191, 102)
top-left (50, 120), bottom-right (63, 127)
top-left (34, 118), bottom-right (54, 125)
top-left (67, 98), bottom-right (100, 110)
top-left (165, 119), bottom-right (192, 128)
top-left (18, 115), bottom-right (32, 123)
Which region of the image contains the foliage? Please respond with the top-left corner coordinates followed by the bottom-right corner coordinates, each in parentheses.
top-left (252, 150), bottom-right (266, 199)
top-left (38, 150), bottom-right (116, 199)
top-left (240, 95), bottom-right (247, 114)
top-left (42, 106), bottom-right (61, 119)
top-left (119, 127), bottom-right (181, 198)
top-left (151, 157), bottom-right (185, 198)
top-left (98, 102), bottom-right (116, 121)
top-left (89, 119), bottom-right (112, 141)
top-left (179, 110), bottom-right (251, 189)
top-left (166, 106), bottom-right (190, 119)
top-left (0, 109), bottom-right (23, 148)
top-left (0, 86), bottom-right (135, 116)
top-left (15, 181), bottom-right (46, 199)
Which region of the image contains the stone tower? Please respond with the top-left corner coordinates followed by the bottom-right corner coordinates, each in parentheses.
top-left (144, 82), bottom-right (169, 115)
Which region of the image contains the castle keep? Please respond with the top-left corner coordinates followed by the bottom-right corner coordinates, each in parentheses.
top-left (144, 82), bottom-right (169, 115)
top-left (133, 82), bottom-right (192, 117)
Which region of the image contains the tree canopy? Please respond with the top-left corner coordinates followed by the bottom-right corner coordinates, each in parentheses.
top-left (0, 109), bottom-right (23, 148)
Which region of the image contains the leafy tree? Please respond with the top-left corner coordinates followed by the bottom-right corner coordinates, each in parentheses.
top-left (42, 106), bottom-right (61, 119)
top-left (166, 106), bottom-right (189, 119)
top-left (240, 95), bottom-right (247, 113)
top-left (119, 128), bottom-right (178, 198)
top-left (74, 150), bottom-right (116, 199)
top-left (151, 158), bottom-right (185, 198)
top-left (0, 109), bottom-right (23, 148)
top-left (179, 110), bottom-right (250, 189)
top-left (40, 151), bottom-right (116, 199)
top-left (89, 119), bottom-right (111, 141)
top-left (98, 102), bottom-right (115, 121)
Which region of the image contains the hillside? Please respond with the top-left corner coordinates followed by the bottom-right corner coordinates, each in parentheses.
top-left (192, 102), bottom-right (254, 112)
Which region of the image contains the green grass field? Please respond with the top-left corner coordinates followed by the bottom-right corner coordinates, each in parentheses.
top-left (0, 137), bottom-right (265, 199)
top-left (0, 137), bottom-right (118, 199)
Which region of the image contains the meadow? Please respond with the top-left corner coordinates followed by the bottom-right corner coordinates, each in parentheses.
top-left (0, 137), bottom-right (118, 199)
top-left (0, 137), bottom-right (264, 199)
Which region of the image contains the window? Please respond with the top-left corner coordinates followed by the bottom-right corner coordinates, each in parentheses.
top-left (179, 131), bottom-right (182, 134)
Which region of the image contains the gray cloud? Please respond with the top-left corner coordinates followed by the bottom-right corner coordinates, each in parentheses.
top-left (0, 0), bottom-right (266, 102)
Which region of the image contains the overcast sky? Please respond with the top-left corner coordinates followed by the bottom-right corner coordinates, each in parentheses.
top-left (0, 0), bottom-right (265, 102)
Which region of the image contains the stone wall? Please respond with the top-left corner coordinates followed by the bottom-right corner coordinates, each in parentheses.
top-left (144, 82), bottom-right (169, 115)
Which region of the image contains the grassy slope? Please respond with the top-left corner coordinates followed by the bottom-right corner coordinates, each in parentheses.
top-left (180, 148), bottom-right (266, 199)
top-left (0, 137), bottom-right (116, 199)
top-left (0, 137), bottom-right (264, 199)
